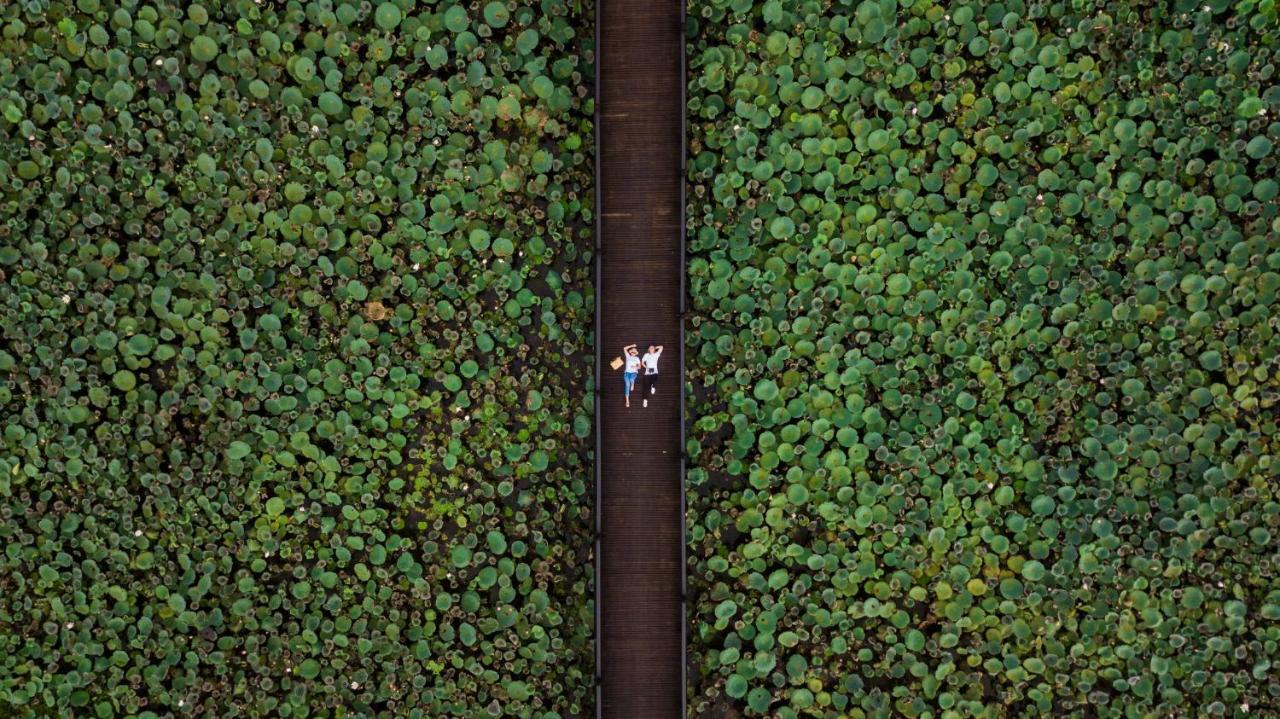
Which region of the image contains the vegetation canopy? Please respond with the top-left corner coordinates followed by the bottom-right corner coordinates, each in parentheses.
top-left (0, 0), bottom-right (594, 716)
top-left (685, 0), bottom-right (1280, 716)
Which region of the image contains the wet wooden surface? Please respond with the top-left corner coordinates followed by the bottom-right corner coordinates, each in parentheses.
top-left (596, 0), bottom-right (685, 714)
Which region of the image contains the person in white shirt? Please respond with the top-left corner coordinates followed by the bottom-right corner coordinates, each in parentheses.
top-left (640, 345), bottom-right (662, 407)
top-left (622, 345), bottom-right (641, 408)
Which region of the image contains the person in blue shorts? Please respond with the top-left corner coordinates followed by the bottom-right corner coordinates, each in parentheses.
top-left (622, 344), bottom-right (640, 408)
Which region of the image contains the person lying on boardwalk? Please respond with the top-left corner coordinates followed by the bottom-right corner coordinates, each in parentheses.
top-left (623, 344), bottom-right (641, 408)
top-left (640, 345), bottom-right (663, 407)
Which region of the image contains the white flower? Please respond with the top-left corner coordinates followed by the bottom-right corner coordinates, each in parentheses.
top-left (62, 294), bottom-right (72, 304)
top-left (412, 263), bottom-right (420, 270)
top-left (134, 529), bottom-right (143, 537)
top-left (351, 682), bottom-right (360, 690)
top-left (65, 622), bottom-right (74, 629)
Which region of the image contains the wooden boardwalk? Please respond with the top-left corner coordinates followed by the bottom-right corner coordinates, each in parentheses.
top-left (595, 0), bottom-right (686, 715)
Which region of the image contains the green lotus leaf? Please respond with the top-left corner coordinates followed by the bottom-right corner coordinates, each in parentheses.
top-left (715, 600), bottom-right (738, 621)
top-left (318, 91), bottom-right (345, 115)
top-left (190, 35), bottom-right (218, 63)
top-left (747, 686), bottom-right (772, 713)
top-left (298, 659), bottom-right (322, 679)
top-left (375, 2), bottom-right (402, 30)
top-left (725, 673), bottom-right (748, 698)
top-left (451, 545), bottom-right (473, 568)
top-left (1238, 96), bottom-right (1264, 117)
top-left (516, 29), bottom-right (539, 54)
top-left (445, 5), bottom-right (470, 32)
top-left (112, 370), bottom-right (137, 391)
top-left (753, 379), bottom-right (779, 401)
top-left (483, 1), bottom-right (510, 27)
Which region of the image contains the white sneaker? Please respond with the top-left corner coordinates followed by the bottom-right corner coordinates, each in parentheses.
top-left (642, 399), bottom-right (648, 407)
top-left (650, 386), bottom-right (656, 394)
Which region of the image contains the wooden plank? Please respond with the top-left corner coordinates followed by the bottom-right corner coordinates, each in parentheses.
top-left (596, 0), bottom-right (685, 714)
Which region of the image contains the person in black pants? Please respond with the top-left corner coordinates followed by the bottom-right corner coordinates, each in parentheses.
top-left (640, 345), bottom-right (662, 407)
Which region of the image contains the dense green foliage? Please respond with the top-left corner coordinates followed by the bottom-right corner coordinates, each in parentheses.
top-left (686, 0), bottom-right (1280, 716)
top-left (0, 0), bottom-right (593, 716)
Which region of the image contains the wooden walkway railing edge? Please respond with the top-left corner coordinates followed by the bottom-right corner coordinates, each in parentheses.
top-left (678, 0), bottom-right (689, 716)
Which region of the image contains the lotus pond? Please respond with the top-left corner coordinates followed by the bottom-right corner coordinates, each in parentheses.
top-left (686, 0), bottom-right (1280, 717)
top-left (0, 0), bottom-right (593, 716)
